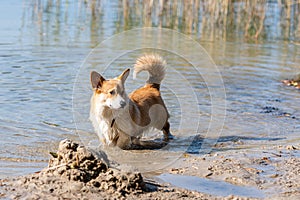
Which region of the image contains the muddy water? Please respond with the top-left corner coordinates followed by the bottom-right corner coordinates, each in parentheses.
top-left (1, 1), bottom-right (300, 179)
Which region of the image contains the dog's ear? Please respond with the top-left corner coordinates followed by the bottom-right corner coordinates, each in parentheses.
top-left (118, 68), bottom-right (130, 84)
top-left (91, 71), bottom-right (105, 89)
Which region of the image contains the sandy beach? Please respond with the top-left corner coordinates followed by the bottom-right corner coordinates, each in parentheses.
top-left (1, 139), bottom-right (299, 199)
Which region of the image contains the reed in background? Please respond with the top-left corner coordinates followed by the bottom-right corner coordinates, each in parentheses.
top-left (24, 0), bottom-right (300, 42)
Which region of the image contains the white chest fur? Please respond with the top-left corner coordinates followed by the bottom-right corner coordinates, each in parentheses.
top-left (90, 96), bottom-right (113, 145)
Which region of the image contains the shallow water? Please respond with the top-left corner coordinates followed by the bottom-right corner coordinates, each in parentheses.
top-left (157, 173), bottom-right (265, 198)
top-left (1, 1), bottom-right (300, 178)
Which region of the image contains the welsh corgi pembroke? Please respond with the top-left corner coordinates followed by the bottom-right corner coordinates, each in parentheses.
top-left (90, 54), bottom-right (172, 150)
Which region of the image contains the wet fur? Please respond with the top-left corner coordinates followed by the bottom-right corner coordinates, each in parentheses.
top-left (90, 54), bottom-right (171, 150)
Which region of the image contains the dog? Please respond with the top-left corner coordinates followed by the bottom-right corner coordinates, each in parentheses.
top-left (89, 54), bottom-right (172, 150)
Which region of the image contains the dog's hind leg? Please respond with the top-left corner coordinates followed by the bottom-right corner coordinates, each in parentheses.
top-left (162, 121), bottom-right (173, 141)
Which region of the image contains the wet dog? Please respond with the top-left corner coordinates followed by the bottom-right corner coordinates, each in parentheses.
top-left (90, 54), bottom-right (172, 150)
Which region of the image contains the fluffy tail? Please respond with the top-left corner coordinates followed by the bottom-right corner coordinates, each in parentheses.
top-left (133, 54), bottom-right (166, 85)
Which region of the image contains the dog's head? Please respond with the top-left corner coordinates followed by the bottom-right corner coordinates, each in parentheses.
top-left (90, 69), bottom-right (130, 109)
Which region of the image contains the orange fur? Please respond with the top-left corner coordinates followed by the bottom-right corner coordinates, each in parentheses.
top-left (89, 54), bottom-right (171, 150)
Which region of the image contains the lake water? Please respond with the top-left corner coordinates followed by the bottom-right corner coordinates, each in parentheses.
top-left (1, 0), bottom-right (300, 177)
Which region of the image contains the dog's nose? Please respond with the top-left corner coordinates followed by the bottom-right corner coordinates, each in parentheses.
top-left (120, 101), bottom-right (126, 108)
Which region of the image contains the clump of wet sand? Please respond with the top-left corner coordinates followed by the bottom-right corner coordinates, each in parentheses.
top-left (0, 139), bottom-right (145, 199)
top-left (282, 74), bottom-right (300, 89)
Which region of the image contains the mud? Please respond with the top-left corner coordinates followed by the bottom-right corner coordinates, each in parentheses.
top-left (1, 139), bottom-right (299, 199)
top-left (282, 74), bottom-right (300, 89)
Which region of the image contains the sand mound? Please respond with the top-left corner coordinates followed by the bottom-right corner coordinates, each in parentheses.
top-left (0, 139), bottom-right (145, 199)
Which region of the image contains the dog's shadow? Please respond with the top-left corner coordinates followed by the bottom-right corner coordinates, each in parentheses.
top-left (90, 134), bottom-right (285, 162)
top-left (127, 134), bottom-right (285, 154)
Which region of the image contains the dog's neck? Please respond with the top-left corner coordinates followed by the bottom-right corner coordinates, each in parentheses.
top-left (100, 104), bottom-right (129, 128)
top-left (100, 106), bottom-right (114, 122)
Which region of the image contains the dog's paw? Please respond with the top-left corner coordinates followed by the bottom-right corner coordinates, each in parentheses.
top-left (163, 133), bottom-right (174, 142)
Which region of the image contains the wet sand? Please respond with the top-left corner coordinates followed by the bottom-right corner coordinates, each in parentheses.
top-left (162, 142), bottom-right (300, 199)
top-left (0, 139), bottom-right (299, 200)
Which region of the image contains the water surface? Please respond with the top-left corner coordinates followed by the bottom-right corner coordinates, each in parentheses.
top-left (157, 173), bottom-right (265, 198)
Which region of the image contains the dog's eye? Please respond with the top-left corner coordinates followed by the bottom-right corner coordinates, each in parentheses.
top-left (109, 90), bottom-right (115, 95)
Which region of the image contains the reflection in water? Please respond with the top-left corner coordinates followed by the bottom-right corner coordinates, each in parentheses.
top-left (22, 0), bottom-right (300, 44)
top-left (158, 173), bottom-right (265, 198)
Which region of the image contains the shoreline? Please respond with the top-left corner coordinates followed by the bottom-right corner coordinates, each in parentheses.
top-left (1, 139), bottom-right (299, 199)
